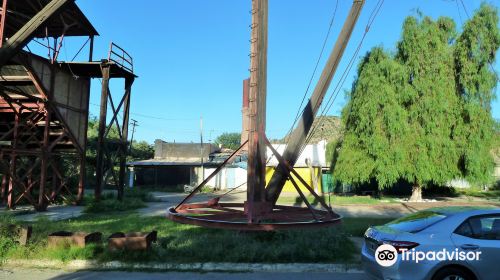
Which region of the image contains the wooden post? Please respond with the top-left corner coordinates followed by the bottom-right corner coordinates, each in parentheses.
top-left (38, 111), bottom-right (51, 211)
top-left (78, 35), bottom-right (94, 204)
top-left (0, 0), bottom-right (8, 47)
top-left (88, 36), bottom-right (94, 62)
top-left (246, 0), bottom-right (268, 223)
top-left (118, 78), bottom-right (133, 200)
top-left (76, 154), bottom-right (85, 203)
top-left (0, 171), bottom-right (7, 204)
top-left (7, 113), bottom-right (19, 209)
top-left (95, 64), bottom-right (110, 201)
top-left (265, 0), bottom-right (365, 204)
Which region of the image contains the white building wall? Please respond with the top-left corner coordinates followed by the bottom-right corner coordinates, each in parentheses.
top-left (203, 167), bottom-right (247, 190)
top-left (266, 140), bottom-right (327, 167)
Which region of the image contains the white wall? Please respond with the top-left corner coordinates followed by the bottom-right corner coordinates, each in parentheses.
top-left (266, 140), bottom-right (327, 167)
top-left (203, 166), bottom-right (247, 190)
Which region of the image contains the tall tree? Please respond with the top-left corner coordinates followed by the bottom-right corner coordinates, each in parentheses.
top-left (331, 5), bottom-right (499, 201)
top-left (214, 132), bottom-right (242, 150)
top-left (454, 4), bottom-right (500, 186)
top-left (332, 48), bottom-right (409, 188)
top-left (396, 16), bottom-right (461, 201)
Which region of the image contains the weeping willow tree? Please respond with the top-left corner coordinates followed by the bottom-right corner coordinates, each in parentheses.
top-left (332, 4), bottom-right (500, 201)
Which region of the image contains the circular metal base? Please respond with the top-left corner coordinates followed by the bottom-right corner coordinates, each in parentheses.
top-left (167, 202), bottom-right (342, 231)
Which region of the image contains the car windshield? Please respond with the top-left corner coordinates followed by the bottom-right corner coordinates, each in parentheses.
top-left (386, 211), bottom-right (448, 233)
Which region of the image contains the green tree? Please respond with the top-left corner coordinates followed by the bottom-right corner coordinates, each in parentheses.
top-left (85, 116), bottom-right (153, 187)
top-left (454, 4), bottom-right (500, 186)
top-left (129, 140), bottom-right (154, 161)
top-left (331, 5), bottom-right (499, 201)
top-left (214, 132), bottom-right (241, 150)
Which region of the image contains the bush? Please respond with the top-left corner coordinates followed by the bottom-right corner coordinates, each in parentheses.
top-left (84, 197), bottom-right (145, 213)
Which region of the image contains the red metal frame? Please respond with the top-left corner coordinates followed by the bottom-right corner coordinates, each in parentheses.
top-left (0, 0), bottom-right (7, 48)
top-left (167, 135), bottom-right (342, 231)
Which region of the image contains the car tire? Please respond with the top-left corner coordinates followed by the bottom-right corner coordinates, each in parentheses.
top-left (432, 266), bottom-right (476, 280)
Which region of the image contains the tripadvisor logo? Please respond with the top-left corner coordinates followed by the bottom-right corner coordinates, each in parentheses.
top-left (375, 244), bottom-right (482, 267)
top-left (375, 244), bottom-right (398, 267)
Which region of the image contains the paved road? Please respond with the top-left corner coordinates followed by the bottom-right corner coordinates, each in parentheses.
top-left (0, 268), bottom-right (369, 280)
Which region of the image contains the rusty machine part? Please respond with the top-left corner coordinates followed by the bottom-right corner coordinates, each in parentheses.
top-left (167, 0), bottom-right (366, 231)
top-left (0, 0), bottom-right (136, 210)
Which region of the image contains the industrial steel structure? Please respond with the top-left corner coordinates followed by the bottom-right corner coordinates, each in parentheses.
top-left (168, 0), bottom-right (366, 230)
top-left (0, 0), bottom-right (135, 210)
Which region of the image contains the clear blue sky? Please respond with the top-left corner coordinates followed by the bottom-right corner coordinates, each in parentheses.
top-left (68, 0), bottom-right (499, 144)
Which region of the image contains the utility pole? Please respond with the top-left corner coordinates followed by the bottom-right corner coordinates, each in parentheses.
top-left (246, 0), bottom-right (268, 223)
top-left (129, 119), bottom-right (138, 154)
top-left (200, 115), bottom-right (204, 184)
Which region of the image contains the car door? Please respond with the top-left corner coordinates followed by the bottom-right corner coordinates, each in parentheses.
top-left (451, 214), bottom-right (500, 280)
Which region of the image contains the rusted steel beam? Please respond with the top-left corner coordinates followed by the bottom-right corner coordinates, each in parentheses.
top-left (76, 154), bottom-right (85, 203)
top-left (264, 135), bottom-right (333, 215)
top-left (6, 113), bottom-right (19, 208)
top-left (167, 203), bottom-right (342, 231)
top-left (104, 88), bottom-right (129, 138)
top-left (265, 0), bottom-right (365, 205)
top-left (174, 140), bottom-right (248, 210)
top-left (246, 0), bottom-right (268, 223)
top-left (95, 63), bottom-right (110, 201)
top-left (0, 172), bottom-right (7, 204)
top-left (0, 0), bottom-right (7, 47)
top-left (37, 110), bottom-right (51, 211)
top-left (23, 59), bottom-right (83, 154)
top-left (88, 36), bottom-right (94, 62)
top-left (0, 0), bottom-right (74, 66)
top-left (288, 174), bottom-right (319, 221)
top-left (117, 78), bottom-right (133, 201)
top-left (106, 92), bottom-right (123, 139)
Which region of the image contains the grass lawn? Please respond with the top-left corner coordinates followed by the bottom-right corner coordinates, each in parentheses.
top-left (0, 210), bottom-right (358, 264)
top-left (457, 189), bottom-right (500, 201)
top-left (277, 194), bottom-right (399, 206)
top-left (341, 217), bottom-right (393, 237)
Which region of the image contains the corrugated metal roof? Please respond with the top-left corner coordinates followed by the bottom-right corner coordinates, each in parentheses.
top-left (4, 0), bottom-right (98, 38)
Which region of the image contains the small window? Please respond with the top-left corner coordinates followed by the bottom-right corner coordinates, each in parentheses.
top-left (455, 221), bottom-right (473, 237)
top-left (455, 215), bottom-right (500, 240)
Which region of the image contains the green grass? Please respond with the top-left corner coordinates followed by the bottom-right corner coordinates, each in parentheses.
top-left (277, 194), bottom-right (399, 206)
top-left (0, 211), bottom-right (358, 264)
top-left (457, 189), bottom-right (500, 200)
top-left (83, 188), bottom-right (159, 213)
top-left (340, 217), bottom-right (393, 237)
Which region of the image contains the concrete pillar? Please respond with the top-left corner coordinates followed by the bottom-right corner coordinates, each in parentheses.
top-left (128, 166), bottom-right (134, 188)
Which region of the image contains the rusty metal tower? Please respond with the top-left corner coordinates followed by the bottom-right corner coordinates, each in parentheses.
top-left (168, 0), bottom-right (366, 230)
top-left (0, 0), bottom-right (136, 210)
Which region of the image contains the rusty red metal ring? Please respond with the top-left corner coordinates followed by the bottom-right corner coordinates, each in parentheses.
top-left (166, 203), bottom-right (342, 231)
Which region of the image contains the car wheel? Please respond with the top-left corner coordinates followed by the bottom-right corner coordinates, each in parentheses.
top-left (432, 267), bottom-right (475, 280)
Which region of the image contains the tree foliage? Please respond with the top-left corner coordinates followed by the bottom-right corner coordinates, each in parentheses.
top-left (85, 116), bottom-right (154, 186)
top-left (331, 4), bottom-right (500, 198)
top-left (214, 132), bottom-right (241, 150)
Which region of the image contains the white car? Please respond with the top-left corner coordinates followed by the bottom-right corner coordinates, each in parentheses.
top-left (362, 207), bottom-right (500, 280)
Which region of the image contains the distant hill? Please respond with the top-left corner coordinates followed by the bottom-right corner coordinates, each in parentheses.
top-left (280, 116), bottom-right (342, 144)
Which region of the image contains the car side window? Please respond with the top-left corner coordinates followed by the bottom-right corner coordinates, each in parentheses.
top-left (455, 215), bottom-right (500, 240)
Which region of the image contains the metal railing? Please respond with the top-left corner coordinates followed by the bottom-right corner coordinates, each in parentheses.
top-left (108, 42), bottom-right (134, 73)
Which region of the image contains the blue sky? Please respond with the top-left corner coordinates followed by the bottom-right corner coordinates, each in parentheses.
top-left (65, 0), bottom-right (500, 144)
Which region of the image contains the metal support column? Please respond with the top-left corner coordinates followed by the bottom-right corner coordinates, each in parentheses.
top-left (95, 63), bottom-right (110, 201)
top-left (0, 0), bottom-right (8, 47)
top-left (0, 171), bottom-right (7, 204)
top-left (265, 0), bottom-right (365, 204)
top-left (246, 0), bottom-right (268, 223)
top-left (118, 78), bottom-right (133, 200)
top-left (37, 111), bottom-right (51, 211)
top-left (7, 113), bottom-right (19, 209)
